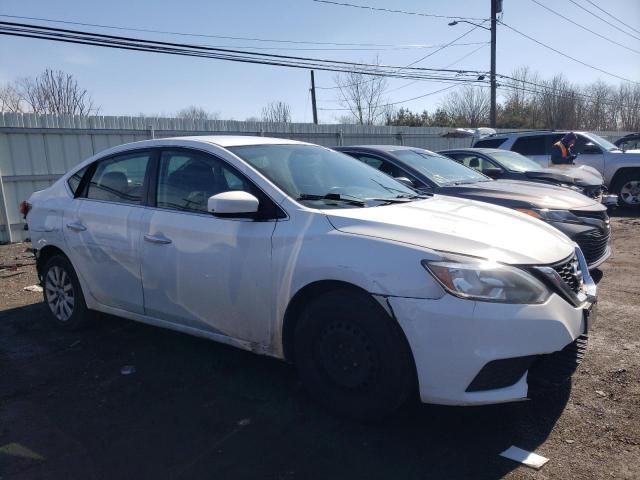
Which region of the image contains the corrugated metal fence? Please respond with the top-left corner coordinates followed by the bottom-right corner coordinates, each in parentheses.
top-left (0, 112), bottom-right (630, 242)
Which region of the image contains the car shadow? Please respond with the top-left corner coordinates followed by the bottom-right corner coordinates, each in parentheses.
top-left (609, 206), bottom-right (640, 218)
top-left (1, 304), bottom-right (570, 480)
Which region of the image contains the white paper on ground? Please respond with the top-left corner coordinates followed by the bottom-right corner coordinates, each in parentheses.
top-left (499, 446), bottom-right (549, 470)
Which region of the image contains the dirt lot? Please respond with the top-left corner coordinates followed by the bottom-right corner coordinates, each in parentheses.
top-left (1, 212), bottom-right (639, 480)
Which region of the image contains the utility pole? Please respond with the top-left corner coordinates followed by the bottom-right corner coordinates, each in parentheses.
top-left (310, 70), bottom-right (318, 124)
top-left (490, 0), bottom-right (498, 128)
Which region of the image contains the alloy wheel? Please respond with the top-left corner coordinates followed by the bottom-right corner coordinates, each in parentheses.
top-left (45, 265), bottom-right (75, 322)
top-left (620, 180), bottom-right (640, 206)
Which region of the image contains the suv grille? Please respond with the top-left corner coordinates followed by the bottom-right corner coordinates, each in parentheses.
top-left (552, 254), bottom-right (583, 294)
top-left (575, 229), bottom-right (610, 265)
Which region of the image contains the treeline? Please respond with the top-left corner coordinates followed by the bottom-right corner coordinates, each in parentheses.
top-left (385, 67), bottom-right (640, 131)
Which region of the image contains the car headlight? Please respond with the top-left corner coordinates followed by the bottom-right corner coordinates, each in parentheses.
top-left (515, 208), bottom-right (582, 223)
top-left (422, 255), bottom-right (550, 304)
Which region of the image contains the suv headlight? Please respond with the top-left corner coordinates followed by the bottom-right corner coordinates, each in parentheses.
top-left (515, 208), bottom-right (582, 223)
top-left (422, 255), bottom-right (550, 304)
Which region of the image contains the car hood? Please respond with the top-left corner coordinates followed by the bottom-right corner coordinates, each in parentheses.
top-left (438, 179), bottom-right (602, 210)
top-left (325, 195), bottom-right (575, 265)
top-left (523, 164), bottom-right (603, 186)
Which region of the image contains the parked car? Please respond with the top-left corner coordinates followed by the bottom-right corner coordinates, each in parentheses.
top-left (614, 133), bottom-right (640, 152)
top-left (438, 147), bottom-right (614, 205)
top-left (336, 145), bottom-right (611, 269)
top-left (471, 129), bottom-right (640, 208)
top-left (24, 136), bottom-right (596, 420)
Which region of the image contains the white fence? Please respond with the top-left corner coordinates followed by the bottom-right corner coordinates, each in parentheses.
top-left (0, 112), bottom-right (631, 242)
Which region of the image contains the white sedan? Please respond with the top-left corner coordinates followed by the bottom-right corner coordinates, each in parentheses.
top-left (24, 136), bottom-right (596, 419)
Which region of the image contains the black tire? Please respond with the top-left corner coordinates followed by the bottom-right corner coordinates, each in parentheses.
top-left (294, 288), bottom-right (416, 421)
top-left (612, 171), bottom-right (640, 208)
top-left (42, 254), bottom-right (91, 330)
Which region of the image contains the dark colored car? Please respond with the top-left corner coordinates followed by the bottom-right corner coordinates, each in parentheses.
top-left (336, 145), bottom-right (611, 269)
top-left (438, 147), bottom-right (609, 202)
top-left (614, 133), bottom-right (640, 152)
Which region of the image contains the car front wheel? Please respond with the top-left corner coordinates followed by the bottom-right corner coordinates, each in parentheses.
top-left (615, 172), bottom-right (640, 208)
top-left (42, 255), bottom-right (91, 330)
top-left (294, 288), bottom-right (416, 421)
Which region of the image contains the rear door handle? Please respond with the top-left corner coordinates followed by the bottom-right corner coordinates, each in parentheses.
top-left (144, 234), bottom-right (172, 245)
top-left (66, 222), bottom-right (87, 232)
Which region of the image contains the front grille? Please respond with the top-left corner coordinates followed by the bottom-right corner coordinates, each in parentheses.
top-left (581, 186), bottom-right (604, 199)
top-left (466, 334), bottom-right (589, 393)
top-left (552, 255), bottom-right (582, 294)
top-left (575, 229), bottom-right (610, 265)
top-left (571, 209), bottom-right (608, 221)
top-left (528, 334), bottom-right (588, 390)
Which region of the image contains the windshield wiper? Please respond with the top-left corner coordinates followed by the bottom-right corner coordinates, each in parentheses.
top-left (297, 193), bottom-right (366, 207)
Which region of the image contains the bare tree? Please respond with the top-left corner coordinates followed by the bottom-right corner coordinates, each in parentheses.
top-left (617, 84), bottom-right (640, 131)
top-left (334, 59), bottom-right (388, 125)
top-left (176, 105), bottom-right (219, 121)
top-left (14, 69), bottom-right (99, 115)
top-left (0, 84), bottom-right (23, 112)
top-left (441, 86), bottom-right (490, 127)
top-left (261, 101), bottom-right (292, 123)
top-left (535, 75), bottom-right (580, 129)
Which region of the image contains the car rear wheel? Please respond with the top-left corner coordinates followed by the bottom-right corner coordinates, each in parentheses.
top-left (42, 255), bottom-right (91, 330)
top-left (614, 172), bottom-right (640, 208)
top-left (294, 289), bottom-right (416, 421)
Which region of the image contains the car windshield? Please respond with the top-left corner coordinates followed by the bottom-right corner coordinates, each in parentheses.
top-left (583, 132), bottom-right (620, 152)
top-left (228, 144), bottom-right (417, 208)
top-left (392, 149), bottom-right (489, 186)
top-left (488, 150), bottom-right (541, 172)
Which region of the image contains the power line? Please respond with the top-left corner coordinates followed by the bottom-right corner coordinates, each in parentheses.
top-left (530, 0), bottom-right (640, 54)
top-left (496, 74), bottom-right (636, 111)
top-left (404, 22), bottom-right (487, 69)
top-left (386, 43), bottom-right (490, 94)
top-left (498, 20), bottom-right (640, 85)
top-left (0, 21), bottom-right (488, 84)
top-left (583, 0), bottom-right (640, 38)
top-left (0, 13), bottom-right (483, 49)
top-left (317, 83), bottom-right (464, 111)
top-left (312, 0), bottom-right (486, 21)
top-left (315, 24), bottom-right (487, 90)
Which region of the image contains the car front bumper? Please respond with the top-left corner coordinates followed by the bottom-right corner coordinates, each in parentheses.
top-left (389, 292), bottom-right (595, 406)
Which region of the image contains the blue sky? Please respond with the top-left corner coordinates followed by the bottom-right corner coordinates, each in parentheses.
top-left (1, 0), bottom-right (638, 122)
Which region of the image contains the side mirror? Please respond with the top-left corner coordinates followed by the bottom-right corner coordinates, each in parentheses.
top-left (395, 176), bottom-right (416, 188)
top-left (582, 143), bottom-right (602, 154)
top-left (482, 167), bottom-right (502, 179)
top-left (208, 191), bottom-right (259, 218)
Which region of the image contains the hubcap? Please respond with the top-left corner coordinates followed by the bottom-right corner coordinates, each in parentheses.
top-left (620, 180), bottom-right (640, 206)
top-left (45, 266), bottom-right (75, 321)
top-left (315, 320), bottom-right (378, 391)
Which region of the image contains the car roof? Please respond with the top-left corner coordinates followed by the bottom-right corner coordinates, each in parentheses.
top-left (161, 135), bottom-right (310, 147)
top-left (439, 148), bottom-right (507, 155)
top-left (336, 145), bottom-right (427, 153)
top-left (482, 130), bottom-right (579, 138)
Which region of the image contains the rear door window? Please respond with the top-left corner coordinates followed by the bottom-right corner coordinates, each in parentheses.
top-left (86, 152), bottom-right (152, 205)
top-left (511, 136), bottom-right (546, 155)
top-left (354, 154), bottom-right (406, 178)
top-left (474, 138), bottom-right (507, 148)
top-left (446, 154), bottom-right (497, 172)
top-left (67, 165), bottom-right (89, 196)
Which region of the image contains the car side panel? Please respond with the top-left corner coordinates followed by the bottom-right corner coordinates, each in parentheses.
top-left (63, 199), bottom-right (146, 314)
top-left (269, 207), bottom-right (445, 358)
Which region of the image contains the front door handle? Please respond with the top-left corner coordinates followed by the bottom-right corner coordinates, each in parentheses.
top-left (144, 234), bottom-right (172, 245)
top-left (66, 222), bottom-right (87, 232)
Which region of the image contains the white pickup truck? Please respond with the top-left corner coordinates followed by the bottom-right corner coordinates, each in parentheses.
top-left (471, 129), bottom-right (640, 208)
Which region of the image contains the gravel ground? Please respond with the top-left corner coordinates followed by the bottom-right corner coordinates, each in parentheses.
top-left (1, 212), bottom-right (638, 479)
